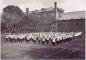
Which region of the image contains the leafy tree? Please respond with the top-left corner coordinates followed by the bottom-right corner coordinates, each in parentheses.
top-left (3, 5), bottom-right (23, 16)
top-left (1, 5), bottom-right (24, 33)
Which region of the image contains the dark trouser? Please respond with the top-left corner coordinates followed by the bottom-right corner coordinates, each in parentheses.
top-left (63, 39), bottom-right (66, 42)
top-left (12, 39), bottom-right (14, 42)
top-left (59, 40), bottom-right (62, 43)
top-left (52, 42), bottom-right (55, 46)
top-left (69, 38), bottom-right (72, 41)
top-left (6, 38), bottom-right (8, 41)
top-left (20, 39), bottom-right (23, 43)
top-left (14, 39), bottom-right (17, 42)
top-left (33, 40), bottom-right (36, 43)
top-left (56, 41), bottom-right (59, 44)
top-left (38, 40), bottom-right (41, 43)
top-left (26, 39), bottom-right (30, 42)
top-left (10, 38), bottom-right (13, 42)
top-left (42, 41), bottom-right (45, 45)
top-left (19, 39), bottom-right (22, 43)
top-left (66, 38), bottom-right (70, 42)
top-left (46, 40), bottom-right (49, 44)
top-left (31, 39), bottom-right (34, 42)
top-left (30, 39), bottom-right (32, 42)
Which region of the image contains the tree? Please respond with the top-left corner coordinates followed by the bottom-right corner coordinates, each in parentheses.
top-left (3, 5), bottom-right (23, 16)
top-left (1, 5), bottom-right (24, 33)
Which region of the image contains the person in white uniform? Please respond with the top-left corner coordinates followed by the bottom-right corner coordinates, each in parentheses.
top-left (59, 36), bottom-right (63, 43)
top-left (55, 37), bottom-right (60, 44)
top-left (17, 34), bottom-right (23, 43)
top-left (45, 35), bottom-right (49, 44)
top-left (25, 35), bottom-right (31, 43)
top-left (5, 35), bottom-right (9, 41)
top-left (37, 33), bottom-right (42, 43)
top-left (62, 36), bottom-right (66, 42)
top-left (52, 38), bottom-right (56, 46)
top-left (10, 35), bottom-right (14, 42)
top-left (38, 36), bottom-right (42, 43)
top-left (14, 35), bottom-right (17, 42)
top-left (42, 36), bottom-right (45, 45)
top-left (33, 36), bottom-right (36, 44)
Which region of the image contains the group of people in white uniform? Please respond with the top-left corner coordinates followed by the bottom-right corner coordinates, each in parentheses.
top-left (5, 32), bottom-right (82, 46)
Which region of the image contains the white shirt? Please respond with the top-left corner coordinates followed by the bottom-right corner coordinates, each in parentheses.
top-left (56, 37), bottom-right (60, 41)
top-left (27, 37), bottom-right (30, 40)
top-left (10, 35), bottom-right (14, 39)
top-left (18, 35), bottom-right (23, 39)
top-left (59, 37), bottom-right (62, 40)
top-left (14, 35), bottom-right (17, 39)
top-left (6, 35), bottom-right (9, 38)
top-left (33, 37), bottom-right (36, 40)
top-left (52, 38), bottom-right (55, 42)
top-left (42, 38), bottom-right (45, 41)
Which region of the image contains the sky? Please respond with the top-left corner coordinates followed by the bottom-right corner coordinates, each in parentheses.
top-left (0, 0), bottom-right (86, 13)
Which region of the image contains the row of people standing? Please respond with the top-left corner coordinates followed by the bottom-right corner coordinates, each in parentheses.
top-left (5, 32), bottom-right (82, 46)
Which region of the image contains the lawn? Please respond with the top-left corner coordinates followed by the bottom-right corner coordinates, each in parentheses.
top-left (1, 33), bottom-right (85, 60)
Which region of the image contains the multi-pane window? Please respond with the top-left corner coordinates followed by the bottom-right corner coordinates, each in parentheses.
top-left (59, 23), bottom-right (60, 26)
top-left (52, 13), bottom-right (54, 16)
top-left (59, 15), bottom-right (61, 18)
top-left (75, 23), bottom-right (79, 26)
top-left (44, 14), bottom-right (46, 17)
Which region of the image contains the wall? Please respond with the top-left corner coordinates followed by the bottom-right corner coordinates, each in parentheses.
top-left (59, 11), bottom-right (85, 20)
top-left (25, 10), bottom-right (85, 33)
top-left (49, 19), bottom-right (85, 32)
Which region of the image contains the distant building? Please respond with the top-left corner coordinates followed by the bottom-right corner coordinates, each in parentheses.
top-left (26, 2), bottom-right (85, 20)
top-left (59, 11), bottom-right (85, 20)
top-left (26, 2), bottom-right (64, 21)
top-left (26, 8), bottom-right (29, 16)
top-left (25, 2), bottom-right (85, 32)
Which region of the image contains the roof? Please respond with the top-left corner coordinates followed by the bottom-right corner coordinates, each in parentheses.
top-left (31, 7), bottom-right (64, 13)
top-left (59, 11), bottom-right (85, 20)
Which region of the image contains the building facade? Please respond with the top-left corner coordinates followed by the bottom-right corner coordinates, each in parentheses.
top-left (25, 2), bottom-right (85, 33)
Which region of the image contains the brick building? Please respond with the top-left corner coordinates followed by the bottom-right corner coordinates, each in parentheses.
top-left (25, 2), bottom-right (85, 32)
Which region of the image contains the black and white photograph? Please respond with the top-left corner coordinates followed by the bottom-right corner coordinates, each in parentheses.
top-left (0, 0), bottom-right (85, 60)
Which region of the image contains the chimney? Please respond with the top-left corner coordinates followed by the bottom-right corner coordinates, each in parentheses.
top-left (54, 2), bottom-right (57, 11)
top-left (26, 8), bottom-right (29, 15)
top-left (54, 2), bottom-right (57, 20)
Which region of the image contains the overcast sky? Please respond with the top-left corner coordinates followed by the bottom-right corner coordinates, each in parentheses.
top-left (0, 0), bottom-right (86, 12)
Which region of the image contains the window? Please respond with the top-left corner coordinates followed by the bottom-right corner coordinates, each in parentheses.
top-left (44, 14), bottom-right (46, 17)
top-left (52, 13), bottom-right (54, 16)
top-left (59, 23), bottom-right (60, 26)
top-left (59, 15), bottom-right (61, 18)
top-left (38, 15), bottom-right (41, 17)
top-left (68, 23), bottom-right (70, 26)
top-left (75, 23), bottom-right (79, 26)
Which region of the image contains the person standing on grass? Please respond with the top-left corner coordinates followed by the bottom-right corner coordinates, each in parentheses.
top-left (52, 38), bottom-right (56, 46)
top-left (55, 37), bottom-right (60, 44)
top-left (10, 35), bottom-right (14, 42)
top-left (42, 35), bottom-right (45, 45)
top-left (45, 35), bottom-right (49, 44)
top-left (38, 37), bottom-right (41, 43)
top-left (25, 35), bottom-right (30, 43)
top-left (33, 36), bottom-right (36, 44)
top-left (45, 37), bottom-right (49, 44)
top-left (59, 36), bottom-right (62, 44)
top-left (18, 35), bottom-right (23, 43)
top-left (62, 35), bottom-right (66, 42)
top-left (5, 35), bottom-right (9, 41)
top-left (51, 35), bottom-right (56, 46)
top-left (37, 33), bottom-right (42, 43)
top-left (14, 35), bottom-right (17, 42)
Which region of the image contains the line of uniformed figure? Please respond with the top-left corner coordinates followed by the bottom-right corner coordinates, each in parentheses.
top-left (5, 32), bottom-right (82, 46)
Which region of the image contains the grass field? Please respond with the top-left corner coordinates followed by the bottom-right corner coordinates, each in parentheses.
top-left (1, 34), bottom-right (85, 60)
